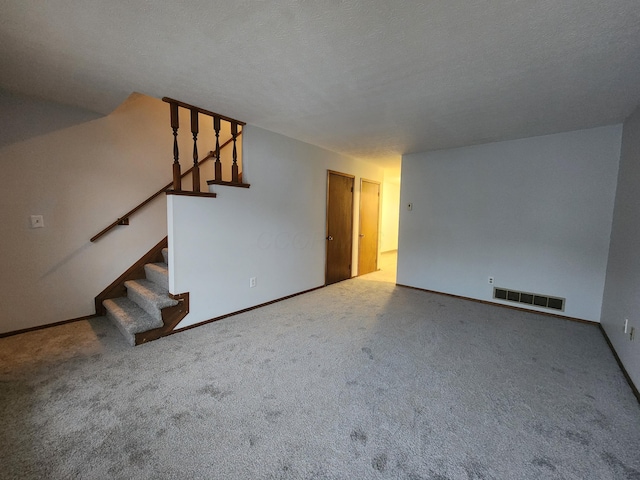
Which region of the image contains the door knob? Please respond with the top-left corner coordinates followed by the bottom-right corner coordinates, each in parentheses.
top-left (327, 235), bottom-right (333, 241)
top-left (359, 234), bottom-right (365, 237)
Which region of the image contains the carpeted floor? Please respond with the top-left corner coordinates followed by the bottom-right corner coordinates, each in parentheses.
top-left (1, 256), bottom-right (639, 479)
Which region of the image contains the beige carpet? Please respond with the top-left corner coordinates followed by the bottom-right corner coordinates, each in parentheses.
top-left (1, 267), bottom-right (639, 479)
top-left (360, 250), bottom-right (397, 284)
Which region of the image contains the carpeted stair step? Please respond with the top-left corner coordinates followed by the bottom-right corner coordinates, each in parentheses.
top-left (104, 297), bottom-right (164, 346)
top-left (162, 248), bottom-right (169, 265)
top-left (144, 262), bottom-right (169, 290)
top-left (124, 279), bottom-right (178, 322)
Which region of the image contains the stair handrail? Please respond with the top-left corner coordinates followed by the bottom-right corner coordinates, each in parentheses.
top-left (162, 97), bottom-right (247, 191)
top-left (90, 134), bottom-right (239, 243)
top-left (161, 97), bottom-right (246, 126)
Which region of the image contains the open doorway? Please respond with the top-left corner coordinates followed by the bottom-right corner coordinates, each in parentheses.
top-left (326, 167), bottom-right (401, 285)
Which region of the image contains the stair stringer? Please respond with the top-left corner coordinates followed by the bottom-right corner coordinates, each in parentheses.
top-left (134, 292), bottom-right (189, 345)
top-left (96, 237), bottom-right (190, 345)
top-left (95, 237), bottom-right (168, 316)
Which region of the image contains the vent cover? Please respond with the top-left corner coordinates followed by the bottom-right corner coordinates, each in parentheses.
top-left (493, 287), bottom-right (565, 312)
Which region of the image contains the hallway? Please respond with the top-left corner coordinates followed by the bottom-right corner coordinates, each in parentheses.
top-left (358, 250), bottom-right (397, 284)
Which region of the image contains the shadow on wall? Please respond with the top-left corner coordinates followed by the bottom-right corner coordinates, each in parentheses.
top-left (0, 91), bottom-right (180, 334)
top-left (0, 88), bottom-right (104, 148)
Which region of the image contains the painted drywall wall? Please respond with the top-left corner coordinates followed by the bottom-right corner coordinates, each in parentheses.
top-left (0, 92), bottom-right (229, 333)
top-left (168, 125), bottom-right (383, 328)
top-left (380, 176), bottom-right (400, 252)
top-left (398, 125), bottom-right (622, 322)
top-left (601, 107), bottom-right (640, 388)
top-left (0, 88), bottom-right (103, 148)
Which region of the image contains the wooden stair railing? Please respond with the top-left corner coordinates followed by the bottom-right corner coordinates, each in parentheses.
top-left (162, 97), bottom-right (250, 192)
top-left (91, 99), bottom-right (249, 243)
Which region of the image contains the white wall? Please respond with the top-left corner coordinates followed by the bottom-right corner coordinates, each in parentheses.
top-left (0, 88), bottom-right (103, 147)
top-left (380, 175), bottom-right (400, 252)
top-left (0, 92), bottom-right (226, 334)
top-left (601, 107), bottom-right (640, 388)
top-left (398, 125), bottom-right (622, 321)
top-left (168, 125), bottom-right (383, 328)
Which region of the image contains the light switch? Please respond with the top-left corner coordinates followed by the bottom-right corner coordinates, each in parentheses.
top-left (30, 215), bottom-right (44, 228)
top-left (407, 203), bottom-right (413, 211)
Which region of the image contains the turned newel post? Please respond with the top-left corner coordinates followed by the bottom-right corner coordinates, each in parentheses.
top-left (170, 102), bottom-right (181, 192)
top-left (213, 116), bottom-right (222, 182)
top-left (231, 122), bottom-right (239, 183)
top-left (191, 109), bottom-right (200, 192)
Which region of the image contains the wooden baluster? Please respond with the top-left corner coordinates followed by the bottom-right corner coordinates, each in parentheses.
top-left (213, 116), bottom-right (221, 182)
top-left (191, 109), bottom-right (200, 192)
top-left (170, 102), bottom-right (181, 192)
top-left (231, 122), bottom-right (239, 183)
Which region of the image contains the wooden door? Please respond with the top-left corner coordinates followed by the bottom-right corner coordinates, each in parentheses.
top-left (326, 171), bottom-right (354, 285)
top-left (358, 179), bottom-right (380, 275)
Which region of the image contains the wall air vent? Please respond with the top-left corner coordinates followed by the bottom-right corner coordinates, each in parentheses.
top-left (493, 287), bottom-right (565, 312)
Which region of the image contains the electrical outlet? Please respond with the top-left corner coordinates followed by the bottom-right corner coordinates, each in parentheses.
top-left (249, 277), bottom-right (257, 288)
top-left (488, 277), bottom-right (494, 285)
top-left (624, 318), bottom-right (629, 334)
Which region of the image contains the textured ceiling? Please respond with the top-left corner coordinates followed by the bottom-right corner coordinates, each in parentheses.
top-left (1, 0), bottom-right (639, 170)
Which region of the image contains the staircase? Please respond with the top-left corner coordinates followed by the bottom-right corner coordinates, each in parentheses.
top-left (95, 238), bottom-right (189, 346)
top-left (103, 248), bottom-right (174, 346)
top-left (91, 98), bottom-right (247, 346)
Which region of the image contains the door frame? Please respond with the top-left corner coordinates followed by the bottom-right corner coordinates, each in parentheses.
top-left (325, 170), bottom-right (355, 285)
top-left (358, 178), bottom-right (381, 276)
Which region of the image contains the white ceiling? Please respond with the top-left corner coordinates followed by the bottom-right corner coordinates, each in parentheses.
top-left (1, 1), bottom-right (639, 171)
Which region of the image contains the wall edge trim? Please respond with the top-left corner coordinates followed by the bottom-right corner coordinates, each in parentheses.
top-left (598, 324), bottom-right (640, 404)
top-left (0, 314), bottom-right (98, 338)
top-left (395, 284), bottom-right (597, 325)
top-left (170, 285), bottom-right (325, 335)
